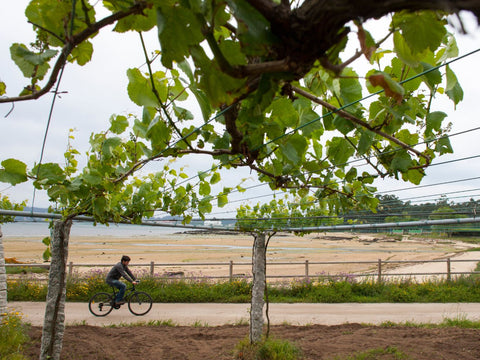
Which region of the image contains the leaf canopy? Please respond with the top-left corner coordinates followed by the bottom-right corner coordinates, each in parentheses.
top-left (0, 1), bottom-right (473, 223)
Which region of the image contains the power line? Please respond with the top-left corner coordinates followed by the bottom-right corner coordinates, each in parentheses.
top-left (218, 151), bottom-right (480, 207)
top-left (377, 176), bottom-right (480, 194)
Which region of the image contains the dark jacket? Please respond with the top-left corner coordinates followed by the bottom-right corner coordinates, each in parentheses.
top-left (106, 262), bottom-right (136, 284)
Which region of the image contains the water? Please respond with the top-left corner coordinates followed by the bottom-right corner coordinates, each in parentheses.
top-left (1, 221), bottom-right (179, 238)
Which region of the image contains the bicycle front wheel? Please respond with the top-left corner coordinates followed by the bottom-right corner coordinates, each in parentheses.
top-left (89, 292), bottom-right (114, 317)
top-left (128, 291), bottom-right (153, 316)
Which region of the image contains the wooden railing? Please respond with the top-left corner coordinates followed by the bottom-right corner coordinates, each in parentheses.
top-left (5, 257), bottom-right (480, 282)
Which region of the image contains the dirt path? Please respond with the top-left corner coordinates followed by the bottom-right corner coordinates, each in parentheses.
top-left (10, 302), bottom-right (480, 327)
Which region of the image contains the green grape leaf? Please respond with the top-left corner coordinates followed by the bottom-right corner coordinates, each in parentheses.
top-left (225, 0), bottom-right (278, 56)
top-left (326, 137), bottom-right (355, 166)
top-left (156, 4), bottom-right (204, 68)
top-left (333, 115), bottom-right (355, 135)
top-left (146, 117), bottom-right (171, 152)
top-left (0, 82), bottom-right (5, 96)
top-left (127, 68), bottom-right (160, 108)
top-left (191, 87), bottom-right (213, 121)
top-left (114, 6), bottom-right (157, 32)
top-left (435, 136), bottom-right (453, 155)
top-left (0, 159), bottom-right (28, 185)
top-left (294, 98), bottom-right (323, 138)
top-left (83, 171), bottom-right (103, 185)
top-left (279, 134), bottom-right (308, 164)
top-left (405, 168), bottom-right (424, 185)
top-left (218, 40), bottom-right (247, 66)
top-left (445, 66), bottom-right (463, 106)
top-left (210, 172), bottom-right (221, 184)
top-left (43, 247), bottom-right (52, 262)
top-left (358, 130), bottom-right (375, 155)
top-left (339, 68), bottom-right (362, 105)
top-left (92, 196), bottom-right (108, 217)
top-left (109, 115), bottom-right (129, 134)
top-left (217, 194), bottom-right (228, 208)
top-left (345, 167), bottom-right (358, 183)
top-left (391, 151), bottom-right (411, 172)
top-left (395, 11), bottom-right (446, 54)
top-left (417, 62), bottom-right (442, 89)
top-left (269, 97), bottom-right (297, 127)
top-left (190, 46), bottom-right (245, 107)
top-left (393, 32), bottom-right (421, 67)
top-left (34, 163), bottom-right (66, 185)
top-left (199, 181), bottom-right (211, 196)
top-left (101, 137), bottom-right (122, 160)
top-left (42, 236), bottom-right (51, 246)
top-left (426, 111), bottom-right (447, 136)
top-left (10, 43), bottom-right (58, 80)
top-left (69, 40), bottom-right (93, 66)
top-left (25, 0), bottom-right (70, 47)
top-left (312, 141), bottom-right (323, 159)
top-left (198, 198), bottom-right (213, 214)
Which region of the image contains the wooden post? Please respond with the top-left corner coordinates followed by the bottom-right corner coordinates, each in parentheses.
top-left (229, 260), bottom-right (233, 281)
top-left (447, 258), bottom-right (451, 281)
top-left (150, 261), bottom-right (155, 276)
top-left (305, 260), bottom-right (309, 281)
top-left (68, 262), bottom-right (73, 277)
top-left (377, 259), bottom-right (382, 283)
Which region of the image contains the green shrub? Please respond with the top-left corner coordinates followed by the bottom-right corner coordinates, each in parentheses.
top-left (234, 336), bottom-right (302, 360)
top-left (7, 279), bottom-right (47, 301)
top-left (0, 311), bottom-right (30, 360)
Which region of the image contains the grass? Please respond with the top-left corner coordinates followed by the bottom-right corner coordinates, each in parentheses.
top-left (7, 270), bottom-right (480, 303)
top-left (234, 336), bottom-right (303, 360)
top-left (104, 319), bottom-right (178, 327)
top-left (378, 316), bottom-right (480, 329)
top-left (6, 266), bottom-right (48, 275)
top-left (4, 257), bottom-right (48, 275)
top-left (0, 311), bottom-right (30, 360)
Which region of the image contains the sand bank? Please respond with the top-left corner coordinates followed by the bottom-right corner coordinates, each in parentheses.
top-left (3, 231), bottom-right (477, 278)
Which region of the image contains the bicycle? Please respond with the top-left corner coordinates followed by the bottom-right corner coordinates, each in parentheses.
top-left (88, 282), bottom-right (153, 317)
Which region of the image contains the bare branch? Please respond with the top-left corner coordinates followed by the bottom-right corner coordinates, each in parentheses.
top-left (320, 50), bottom-right (362, 75)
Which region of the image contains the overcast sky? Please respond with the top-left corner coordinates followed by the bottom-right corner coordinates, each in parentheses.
top-left (1, 2), bottom-right (480, 217)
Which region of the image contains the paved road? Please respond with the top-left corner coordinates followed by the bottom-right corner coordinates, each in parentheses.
top-left (8, 302), bottom-right (480, 327)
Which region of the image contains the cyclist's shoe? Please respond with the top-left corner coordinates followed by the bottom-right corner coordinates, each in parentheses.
top-left (115, 300), bottom-right (126, 305)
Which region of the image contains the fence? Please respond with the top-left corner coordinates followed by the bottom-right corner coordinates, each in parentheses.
top-left (5, 257), bottom-right (480, 282)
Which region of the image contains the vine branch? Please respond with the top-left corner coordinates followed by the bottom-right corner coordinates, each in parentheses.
top-left (0, 1), bottom-right (150, 104)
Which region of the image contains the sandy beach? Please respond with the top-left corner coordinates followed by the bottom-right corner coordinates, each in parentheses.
top-left (3, 230), bottom-right (479, 278)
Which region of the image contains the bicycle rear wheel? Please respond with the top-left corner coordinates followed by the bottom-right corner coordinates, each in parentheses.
top-left (89, 292), bottom-right (114, 316)
top-left (128, 291), bottom-right (153, 316)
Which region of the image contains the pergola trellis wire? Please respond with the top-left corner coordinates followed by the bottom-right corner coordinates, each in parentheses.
top-left (2, 209), bottom-right (480, 233)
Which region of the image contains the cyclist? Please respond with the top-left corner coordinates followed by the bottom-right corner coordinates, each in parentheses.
top-left (106, 255), bottom-right (138, 305)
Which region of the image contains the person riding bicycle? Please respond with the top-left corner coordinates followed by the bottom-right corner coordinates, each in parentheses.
top-left (106, 255), bottom-right (138, 305)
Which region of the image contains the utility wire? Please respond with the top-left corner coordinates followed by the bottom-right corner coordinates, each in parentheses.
top-left (377, 176), bottom-right (480, 194)
top-left (211, 150), bottom-right (480, 207)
